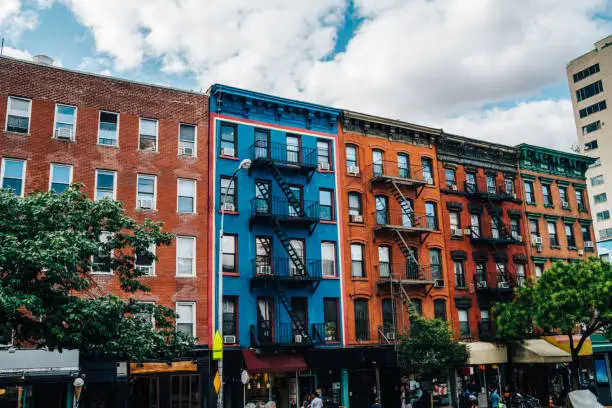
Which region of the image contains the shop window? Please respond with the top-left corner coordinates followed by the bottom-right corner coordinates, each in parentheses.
top-left (170, 374), bottom-right (199, 408)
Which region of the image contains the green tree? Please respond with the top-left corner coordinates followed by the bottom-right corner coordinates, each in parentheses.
top-left (0, 186), bottom-right (195, 361)
top-left (495, 258), bottom-right (612, 384)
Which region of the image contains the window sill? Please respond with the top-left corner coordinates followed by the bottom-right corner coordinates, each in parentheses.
top-left (351, 277), bottom-right (368, 282)
top-left (218, 210), bottom-right (239, 215)
top-left (3, 130), bottom-right (29, 136)
top-left (176, 274), bottom-right (197, 278)
top-left (224, 342), bottom-right (239, 346)
top-left (348, 222), bottom-right (364, 227)
top-left (223, 272), bottom-right (240, 277)
top-left (318, 169), bottom-right (334, 174)
top-left (219, 155), bottom-right (239, 161)
top-left (455, 286), bottom-right (468, 291)
top-left (579, 209), bottom-right (589, 213)
top-left (177, 211), bottom-right (199, 215)
top-left (346, 173), bottom-right (361, 177)
top-left (320, 220), bottom-right (337, 224)
top-left (544, 204), bottom-right (555, 208)
top-left (527, 202), bottom-right (537, 206)
top-left (178, 154), bottom-right (197, 159)
top-left (136, 208), bottom-right (158, 213)
top-left (97, 143), bottom-right (119, 149)
top-left (323, 276), bottom-right (340, 280)
top-left (137, 149), bottom-right (159, 154)
top-left (325, 341), bottom-right (341, 345)
top-left (140, 274), bottom-right (157, 278)
top-left (52, 136), bottom-right (76, 143)
top-left (91, 272), bottom-right (113, 276)
top-left (550, 245), bottom-right (561, 249)
top-left (568, 246), bottom-right (578, 251)
top-left (450, 236), bottom-right (464, 240)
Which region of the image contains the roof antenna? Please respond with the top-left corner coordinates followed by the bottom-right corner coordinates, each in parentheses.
top-left (1, 38), bottom-right (4, 56)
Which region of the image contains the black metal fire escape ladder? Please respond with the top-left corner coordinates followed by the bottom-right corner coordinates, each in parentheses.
top-left (483, 195), bottom-right (517, 287)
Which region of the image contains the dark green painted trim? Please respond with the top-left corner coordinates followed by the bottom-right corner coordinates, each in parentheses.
top-left (531, 256), bottom-right (547, 263)
top-left (573, 183), bottom-right (587, 191)
top-left (544, 214), bottom-right (559, 221)
top-left (521, 173), bottom-right (537, 181)
top-left (539, 176), bottom-right (554, 185)
top-left (556, 180), bottom-right (570, 187)
top-left (579, 218), bottom-right (593, 226)
top-left (563, 216), bottom-right (577, 224)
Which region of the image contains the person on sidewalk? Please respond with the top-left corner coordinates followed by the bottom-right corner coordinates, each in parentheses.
top-left (371, 397), bottom-right (381, 408)
top-left (310, 391), bottom-right (323, 408)
top-left (490, 387), bottom-right (502, 408)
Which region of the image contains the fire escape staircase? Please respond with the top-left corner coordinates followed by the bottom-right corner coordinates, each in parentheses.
top-left (389, 181), bottom-right (431, 243)
top-left (482, 196), bottom-right (518, 289)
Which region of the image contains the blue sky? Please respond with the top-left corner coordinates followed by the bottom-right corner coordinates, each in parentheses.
top-left (2, 0), bottom-right (611, 149)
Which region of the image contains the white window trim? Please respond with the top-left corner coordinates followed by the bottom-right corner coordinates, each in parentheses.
top-left (136, 244), bottom-right (156, 276)
top-left (94, 169), bottom-right (117, 201)
top-left (136, 174), bottom-right (157, 210)
top-left (1, 157), bottom-right (26, 197)
top-left (52, 103), bottom-right (77, 141)
top-left (97, 110), bottom-right (120, 147)
top-left (177, 178), bottom-right (197, 214)
top-left (5, 96), bottom-right (32, 134)
top-left (178, 123), bottom-right (197, 157)
top-left (176, 301), bottom-right (196, 337)
top-left (48, 163), bottom-right (74, 192)
top-left (176, 235), bottom-right (196, 277)
top-left (91, 231), bottom-right (114, 275)
top-left (138, 117), bottom-right (159, 152)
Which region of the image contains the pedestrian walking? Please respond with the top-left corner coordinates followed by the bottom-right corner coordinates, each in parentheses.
top-left (490, 387), bottom-right (501, 408)
top-left (371, 397), bottom-right (381, 408)
top-left (310, 391), bottom-right (323, 408)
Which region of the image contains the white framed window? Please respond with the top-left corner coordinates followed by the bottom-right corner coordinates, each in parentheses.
top-left (95, 169), bottom-right (116, 200)
top-left (136, 244), bottom-right (156, 276)
top-left (92, 231), bottom-right (113, 274)
top-left (351, 243), bottom-right (365, 277)
top-left (136, 174), bottom-right (156, 210)
top-left (98, 111), bottom-right (119, 146)
top-left (49, 163), bottom-right (73, 193)
top-left (176, 302), bottom-right (196, 337)
top-left (177, 178), bottom-right (196, 213)
top-left (176, 236), bottom-right (196, 277)
top-left (6, 96), bottom-right (31, 134)
top-left (321, 241), bottom-right (336, 277)
top-left (1, 158), bottom-right (26, 197)
top-left (53, 104), bottom-right (77, 140)
top-left (179, 123), bottom-right (196, 156)
top-left (139, 118), bottom-right (158, 151)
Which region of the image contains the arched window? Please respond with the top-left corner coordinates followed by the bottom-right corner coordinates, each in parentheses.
top-left (354, 299), bottom-right (370, 341)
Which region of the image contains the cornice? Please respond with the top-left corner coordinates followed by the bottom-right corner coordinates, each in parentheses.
top-left (437, 133), bottom-right (519, 173)
top-left (517, 143), bottom-right (595, 180)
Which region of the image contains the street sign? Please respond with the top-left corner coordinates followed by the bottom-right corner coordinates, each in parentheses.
top-left (213, 331), bottom-right (223, 360)
top-left (213, 371), bottom-right (221, 394)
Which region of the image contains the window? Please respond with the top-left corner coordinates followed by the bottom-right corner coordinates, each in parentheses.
top-left (323, 298), bottom-right (339, 342)
top-left (372, 150), bottom-right (384, 177)
top-left (470, 214), bottom-right (481, 237)
top-left (219, 123), bottom-right (236, 156)
top-left (421, 158), bottom-right (433, 183)
top-left (475, 263), bottom-right (486, 283)
top-left (256, 298), bottom-right (273, 342)
top-left (220, 176), bottom-right (236, 211)
top-left (524, 181), bottom-right (534, 203)
top-left (381, 298), bottom-right (394, 337)
top-left (348, 192), bottom-right (362, 219)
top-left (286, 135), bottom-right (300, 163)
top-left (222, 297), bottom-right (237, 339)
top-left (591, 175), bottom-right (605, 186)
top-left (425, 202), bottom-right (438, 230)
top-left (346, 145), bottom-right (357, 169)
top-left (496, 262), bottom-right (506, 281)
top-left (597, 210), bottom-right (610, 221)
top-left (600, 228), bottom-right (612, 240)
top-left (434, 299), bottom-right (446, 321)
top-left (576, 190), bottom-right (586, 210)
top-left (516, 264), bottom-right (526, 286)
top-left (595, 193), bottom-right (608, 204)
top-left (458, 309), bottom-right (470, 337)
top-left (95, 170), bottom-right (116, 200)
top-left (548, 221), bottom-right (558, 247)
top-left (139, 118), bottom-right (158, 151)
top-left (317, 140), bottom-right (330, 168)
top-left (585, 140), bottom-right (599, 151)
top-left (53, 104), bottom-right (76, 140)
top-left (179, 124), bottom-right (196, 156)
top-left (169, 375), bottom-right (199, 408)
top-left (319, 189), bottom-right (334, 221)
top-left (176, 302), bottom-right (195, 337)
top-left (535, 264), bottom-right (543, 278)
top-left (255, 237), bottom-right (272, 273)
top-left (565, 224), bottom-right (576, 248)
top-left (5, 96), bottom-right (31, 134)
top-left (486, 175), bottom-right (496, 194)
top-left (582, 225), bottom-right (591, 243)
top-left (511, 219), bottom-right (520, 238)
top-left (354, 299), bottom-right (369, 341)
top-left (289, 239), bottom-right (305, 276)
top-left (464, 173), bottom-right (476, 193)
top-left (429, 249), bottom-right (442, 280)
top-left (351, 244), bottom-right (365, 277)
top-left (397, 153), bottom-right (409, 178)
top-left (137, 175), bottom-right (156, 210)
top-left (591, 158), bottom-right (601, 167)
top-left (583, 120), bottom-right (601, 135)
top-left (136, 244), bottom-right (156, 276)
top-left (378, 246), bottom-right (391, 278)
top-left (321, 242), bottom-right (336, 277)
top-left (559, 187), bottom-right (568, 204)
top-left (445, 168), bottom-right (456, 187)
top-left (176, 236), bottom-right (196, 276)
top-left (375, 195), bottom-right (388, 225)
top-left (573, 63), bottom-right (600, 83)
top-left (505, 178), bottom-right (514, 196)
top-left (449, 211), bottom-right (461, 232)
top-left (1, 158), bottom-right (25, 196)
top-left (288, 185), bottom-right (302, 217)
top-left (178, 178), bottom-right (196, 213)
top-left (542, 184), bottom-right (552, 206)
top-left (222, 234), bottom-right (237, 273)
top-left (576, 80), bottom-right (603, 102)
top-left (98, 111), bottom-right (119, 146)
top-left (454, 261), bottom-right (466, 288)
top-left (134, 302), bottom-right (155, 327)
top-left (49, 163), bottom-right (72, 193)
top-left (579, 100), bottom-right (606, 118)
top-left (92, 232), bottom-right (113, 274)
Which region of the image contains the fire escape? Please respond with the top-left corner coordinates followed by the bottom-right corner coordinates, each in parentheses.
top-left (247, 140), bottom-right (325, 348)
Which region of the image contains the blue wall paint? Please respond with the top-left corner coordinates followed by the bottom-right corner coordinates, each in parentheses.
top-left (210, 85), bottom-right (343, 348)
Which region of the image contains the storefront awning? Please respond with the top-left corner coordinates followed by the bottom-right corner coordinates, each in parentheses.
top-left (0, 349), bottom-right (79, 378)
top-left (512, 339), bottom-right (571, 363)
top-left (543, 335), bottom-right (592, 356)
top-left (242, 350), bottom-right (307, 373)
top-left (461, 342), bottom-right (508, 365)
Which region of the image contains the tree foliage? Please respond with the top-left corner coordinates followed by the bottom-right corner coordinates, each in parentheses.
top-left (495, 257), bottom-right (612, 361)
top-left (0, 186), bottom-right (195, 360)
top-left (397, 314), bottom-right (468, 380)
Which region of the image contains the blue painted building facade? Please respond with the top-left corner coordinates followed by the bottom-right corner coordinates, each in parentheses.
top-left (208, 85), bottom-right (348, 407)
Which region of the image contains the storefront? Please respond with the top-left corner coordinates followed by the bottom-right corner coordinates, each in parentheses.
top-left (592, 334), bottom-right (612, 406)
top-left (457, 342), bottom-right (508, 407)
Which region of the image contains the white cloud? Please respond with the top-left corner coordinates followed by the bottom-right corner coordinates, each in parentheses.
top-left (0, 0), bottom-right (38, 40)
top-left (2, 45), bottom-right (32, 60)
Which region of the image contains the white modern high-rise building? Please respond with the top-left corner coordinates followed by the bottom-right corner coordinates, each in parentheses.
top-left (567, 34), bottom-right (612, 260)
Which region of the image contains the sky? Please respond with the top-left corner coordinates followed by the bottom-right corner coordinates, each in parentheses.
top-left (1, 0), bottom-right (611, 151)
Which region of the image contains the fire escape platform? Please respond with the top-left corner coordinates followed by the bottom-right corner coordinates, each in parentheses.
top-left (369, 175), bottom-right (427, 189)
top-left (373, 224), bottom-right (434, 236)
top-left (375, 279), bottom-right (434, 295)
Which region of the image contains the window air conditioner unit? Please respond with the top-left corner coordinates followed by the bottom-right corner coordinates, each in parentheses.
top-left (532, 236), bottom-right (543, 245)
top-left (294, 334), bottom-right (303, 344)
top-left (578, 249), bottom-right (584, 256)
top-left (180, 147), bottom-right (194, 156)
top-left (451, 228), bottom-right (463, 237)
top-left (562, 201), bottom-right (570, 209)
top-left (221, 147), bottom-right (235, 156)
top-left (585, 241), bottom-right (594, 248)
top-left (347, 166), bottom-right (360, 176)
top-left (425, 177), bottom-right (434, 185)
top-left (223, 202), bottom-right (235, 212)
top-left (138, 199), bottom-right (153, 209)
top-left (55, 127), bottom-right (73, 140)
top-left (434, 279), bottom-right (445, 288)
top-left (257, 265), bottom-right (272, 275)
top-left (318, 162), bottom-right (330, 171)
top-left (223, 335), bottom-right (236, 344)
top-left (498, 281), bottom-right (510, 289)
top-left (385, 332), bottom-right (396, 341)
top-left (512, 193), bottom-right (517, 199)
top-left (476, 280), bottom-right (488, 289)
top-left (351, 215), bottom-right (363, 223)
top-left (450, 184), bottom-right (458, 191)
